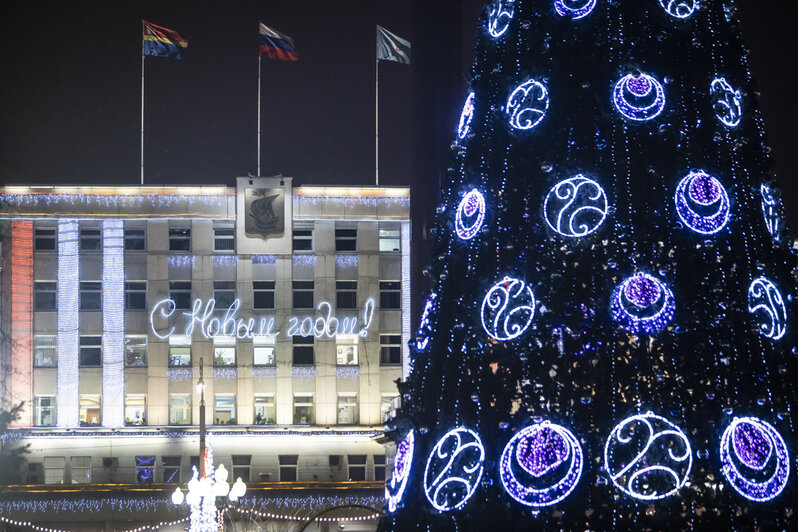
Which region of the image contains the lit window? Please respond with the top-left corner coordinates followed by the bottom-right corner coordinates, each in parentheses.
top-left (125, 281), bottom-right (147, 310)
top-left (71, 456), bottom-right (91, 484)
top-left (253, 336), bottom-right (276, 366)
top-left (292, 228), bottom-right (313, 251)
top-left (381, 394), bottom-right (399, 422)
top-left (169, 394), bottom-right (191, 425)
top-left (169, 336), bottom-right (191, 367)
top-left (213, 281), bottom-right (236, 309)
top-left (214, 227), bottom-right (235, 251)
top-left (336, 337), bottom-right (358, 366)
top-left (379, 226), bottom-right (400, 252)
top-left (135, 456), bottom-right (155, 484)
top-left (379, 281), bottom-right (401, 309)
top-left (292, 336), bottom-right (314, 365)
top-left (162, 456), bottom-right (181, 483)
top-left (34, 229), bottom-right (56, 251)
top-left (214, 394), bottom-right (236, 425)
top-left (253, 281), bottom-right (275, 309)
top-left (79, 281), bottom-right (102, 311)
top-left (125, 394), bottom-right (147, 426)
top-left (213, 337), bottom-right (236, 366)
top-left (34, 335), bottom-right (57, 368)
top-left (347, 455), bottom-right (367, 481)
top-left (292, 281), bottom-right (314, 309)
top-left (44, 457), bottom-right (65, 484)
top-left (337, 394), bottom-right (358, 425)
top-left (336, 281), bottom-right (357, 309)
top-left (34, 396), bottom-right (56, 426)
top-left (232, 455), bottom-right (251, 482)
top-left (125, 336), bottom-right (147, 367)
top-left (254, 395), bottom-right (275, 425)
top-left (79, 229), bottom-right (101, 252)
top-left (124, 228), bottom-right (146, 251)
top-left (335, 228), bottom-right (357, 252)
top-left (169, 228), bottom-right (191, 251)
top-left (169, 281), bottom-right (192, 310)
top-left (380, 334), bottom-right (402, 365)
top-left (293, 395), bottom-right (314, 425)
top-left (79, 336), bottom-right (102, 366)
top-left (34, 281), bottom-right (57, 311)
top-left (79, 394), bottom-right (101, 426)
top-left (279, 455), bottom-right (298, 481)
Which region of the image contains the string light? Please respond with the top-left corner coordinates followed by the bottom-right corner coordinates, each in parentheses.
top-left (57, 220), bottom-right (80, 427)
top-left (102, 219), bottom-right (125, 427)
top-left (386, 430), bottom-right (415, 512)
top-left (0, 515), bottom-right (189, 532)
top-left (481, 276), bottom-right (536, 341)
top-left (610, 273), bottom-right (675, 335)
top-left (710, 77), bottom-right (743, 127)
top-left (612, 73), bottom-right (666, 121)
top-left (554, 0), bottom-right (597, 20)
top-left (487, 0), bottom-right (515, 38)
top-left (674, 170), bottom-right (731, 235)
top-left (747, 277), bottom-right (787, 340)
top-left (10, 221), bottom-right (34, 426)
top-left (423, 428), bottom-right (485, 512)
top-left (455, 189), bottom-right (486, 240)
top-left (658, 0), bottom-right (698, 20)
top-left (506, 79), bottom-right (549, 130)
top-left (543, 175), bottom-right (609, 237)
top-left (457, 92), bottom-right (476, 139)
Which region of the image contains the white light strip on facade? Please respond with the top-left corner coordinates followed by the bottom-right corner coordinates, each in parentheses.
top-left (102, 219), bottom-right (125, 427)
top-left (57, 220), bottom-right (80, 427)
top-left (401, 222), bottom-right (411, 379)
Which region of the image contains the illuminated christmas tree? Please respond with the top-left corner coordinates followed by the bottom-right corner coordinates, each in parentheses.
top-left (381, 0), bottom-right (797, 529)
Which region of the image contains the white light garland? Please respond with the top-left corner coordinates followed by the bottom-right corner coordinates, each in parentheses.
top-left (57, 220), bottom-right (80, 427)
top-left (102, 219), bottom-right (125, 427)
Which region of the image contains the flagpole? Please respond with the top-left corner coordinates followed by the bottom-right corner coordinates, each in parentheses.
top-left (375, 57), bottom-right (379, 186)
top-left (257, 54), bottom-right (262, 177)
top-left (140, 53), bottom-right (145, 185)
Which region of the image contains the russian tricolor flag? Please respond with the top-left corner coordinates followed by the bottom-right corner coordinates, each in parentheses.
top-left (259, 23), bottom-right (298, 61)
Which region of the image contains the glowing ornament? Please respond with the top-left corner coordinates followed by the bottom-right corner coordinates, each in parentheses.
top-left (423, 427), bottom-right (485, 512)
top-left (499, 421), bottom-right (583, 507)
top-left (604, 412), bottom-right (692, 501)
top-left (748, 277), bottom-right (787, 340)
top-left (457, 92), bottom-right (476, 140)
top-left (674, 170), bottom-right (731, 235)
top-left (612, 73), bottom-right (666, 122)
top-left (711, 77), bottom-right (742, 128)
top-left (720, 417), bottom-right (790, 502)
top-left (610, 273), bottom-right (675, 335)
top-left (481, 276), bottom-right (536, 341)
top-left (544, 175), bottom-right (609, 238)
top-left (415, 293), bottom-right (437, 351)
top-left (658, 0), bottom-right (698, 19)
top-left (487, 0), bottom-right (515, 38)
top-left (554, 0), bottom-right (597, 19)
top-left (507, 79), bottom-right (549, 131)
top-left (760, 183), bottom-right (783, 238)
top-left (387, 431), bottom-right (415, 512)
top-left (455, 189), bottom-right (486, 240)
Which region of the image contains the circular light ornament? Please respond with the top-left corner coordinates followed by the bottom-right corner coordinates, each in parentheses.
top-left (760, 183), bottom-right (783, 238)
top-left (457, 91), bottom-right (476, 140)
top-left (610, 273), bottom-right (675, 335)
top-left (554, 0), bottom-right (597, 19)
top-left (720, 417), bottom-right (790, 502)
top-left (604, 412), bottom-right (692, 501)
top-left (386, 431), bottom-right (415, 512)
top-left (415, 293), bottom-right (438, 351)
top-left (455, 189), bottom-right (486, 240)
top-left (487, 0), bottom-right (515, 38)
top-left (544, 175), bottom-right (609, 237)
top-left (658, 0), bottom-right (698, 19)
top-left (507, 79), bottom-right (549, 131)
top-left (499, 421), bottom-right (584, 507)
top-left (748, 277), bottom-right (788, 340)
top-left (423, 427), bottom-right (485, 512)
top-left (674, 170), bottom-right (731, 235)
top-left (613, 73), bottom-right (666, 122)
top-left (711, 77), bottom-right (742, 128)
top-left (481, 276), bottom-right (536, 341)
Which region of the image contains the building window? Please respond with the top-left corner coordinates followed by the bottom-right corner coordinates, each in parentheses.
top-left (253, 281), bottom-right (275, 309)
top-left (348, 455), bottom-right (367, 481)
top-left (292, 228), bottom-right (313, 251)
top-left (35, 396), bottom-right (56, 426)
top-left (34, 281), bottom-right (57, 311)
top-left (170, 281), bottom-right (192, 310)
top-left (292, 336), bottom-right (314, 366)
top-left (80, 395), bottom-right (101, 426)
top-left (337, 394), bottom-right (358, 425)
top-left (34, 229), bottom-right (56, 251)
top-left (44, 457), bottom-right (65, 484)
top-left (79, 229), bottom-right (101, 251)
top-left (125, 394), bottom-right (147, 426)
top-left (79, 336), bottom-right (102, 366)
top-left (124, 228), bottom-right (146, 251)
top-left (162, 456), bottom-right (181, 483)
top-left (335, 228), bottom-right (357, 252)
top-left (214, 228), bottom-right (235, 252)
top-left (71, 456), bottom-right (91, 484)
top-left (169, 394), bottom-right (191, 425)
top-left (278, 455), bottom-right (298, 481)
top-left (381, 394), bottom-right (398, 422)
top-left (125, 281), bottom-right (147, 310)
top-left (336, 281), bottom-right (357, 309)
top-left (125, 336), bottom-right (147, 367)
top-left (135, 456), bottom-right (155, 484)
top-left (253, 336), bottom-right (276, 366)
top-left (213, 281), bottom-right (236, 309)
top-left (293, 395), bottom-right (313, 425)
top-left (379, 227), bottom-right (401, 252)
top-left (232, 455), bottom-right (251, 482)
top-left (169, 228), bottom-right (191, 251)
top-left (214, 394), bottom-right (236, 425)
top-left (213, 337), bottom-right (236, 366)
top-left (374, 455), bottom-right (386, 481)
top-left (336, 338), bottom-right (358, 366)
top-left (169, 336), bottom-right (191, 367)
top-left (254, 395), bottom-right (275, 425)
top-left (79, 281), bottom-right (102, 311)
top-left (34, 336), bottom-right (57, 368)
top-left (292, 281), bottom-right (314, 309)
top-left (379, 281), bottom-right (401, 309)
top-left (380, 334), bottom-right (402, 365)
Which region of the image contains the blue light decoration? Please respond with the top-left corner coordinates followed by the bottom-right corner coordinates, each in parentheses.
top-left (747, 277), bottom-right (787, 340)
top-left (760, 183), bottom-right (783, 238)
top-left (604, 412), bottom-right (693, 501)
top-left (610, 273), bottom-right (675, 335)
top-left (674, 170), bottom-right (731, 235)
top-left (457, 92), bottom-right (476, 140)
top-left (710, 77), bottom-right (743, 128)
top-left (658, 0), bottom-right (698, 19)
top-left (423, 427), bottom-right (485, 512)
top-left (57, 220), bottom-right (80, 427)
top-left (481, 276), bottom-right (536, 341)
top-left (543, 175), bottom-right (609, 238)
top-left (506, 79), bottom-right (549, 131)
top-left (387, 430), bottom-right (415, 512)
top-left (554, 0), bottom-right (597, 19)
top-left (416, 292), bottom-right (438, 350)
top-left (455, 189), bottom-right (487, 240)
top-left (719, 417), bottom-right (790, 502)
top-left (487, 0), bottom-right (515, 38)
top-left (612, 73), bottom-right (666, 122)
top-left (499, 421), bottom-right (584, 507)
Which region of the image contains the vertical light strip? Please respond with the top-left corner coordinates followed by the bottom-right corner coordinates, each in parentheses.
top-left (400, 222), bottom-right (411, 379)
top-left (57, 220), bottom-right (80, 427)
top-left (102, 219), bottom-right (125, 427)
top-left (10, 221), bottom-right (33, 426)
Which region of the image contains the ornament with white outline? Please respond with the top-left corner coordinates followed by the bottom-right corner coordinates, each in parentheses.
top-left (674, 170), bottom-right (731, 235)
top-left (604, 412), bottom-right (693, 501)
top-left (554, 0), bottom-right (597, 19)
top-left (416, 293), bottom-right (437, 351)
top-left (457, 92), bottom-right (476, 140)
top-left (658, 0), bottom-right (698, 19)
top-left (710, 77), bottom-right (742, 128)
top-left (507, 79), bottom-right (550, 131)
top-left (387, 431), bottom-right (415, 512)
top-left (499, 421), bottom-right (584, 507)
top-left (544, 175), bottom-right (609, 238)
top-left (610, 273), bottom-right (675, 335)
top-left (487, 0), bottom-right (515, 38)
top-left (613, 73), bottom-right (666, 122)
top-left (720, 417), bottom-right (790, 502)
top-left (481, 276), bottom-right (536, 341)
top-left (423, 427), bottom-right (485, 512)
top-left (760, 183), bottom-right (783, 238)
top-left (455, 189), bottom-right (487, 240)
top-left (748, 277), bottom-right (787, 340)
